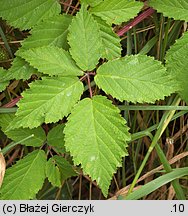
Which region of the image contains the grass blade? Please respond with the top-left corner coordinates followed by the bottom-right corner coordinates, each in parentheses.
top-left (119, 167), bottom-right (188, 200)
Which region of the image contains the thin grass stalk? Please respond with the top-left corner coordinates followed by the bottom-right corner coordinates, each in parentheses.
top-left (161, 18), bottom-right (172, 61)
top-left (125, 95), bottom-right (185, 199)
top-left (0, 26), bottom-right (13, 58)
top-left (0, 108), bottom-right (18, 113)
top-left (131, 110), bottom-right (188, 142)
top-left (118, 105), bottom-right (188, 111)
top-left (1, 134), bottom-right (34, 155)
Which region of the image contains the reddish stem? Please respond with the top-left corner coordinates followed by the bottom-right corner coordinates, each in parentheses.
top-left (88, 72), bottom-right (96, 76)
top-left (80, 74), bottom-right (88, 81)
top-left (117, 8), bottom-right (155, 36)
top-left (86, 74), bottom-right (93, 98)
top-left (2, 96), bottom-right (22, 108)
top-left (62, 1), bottom-right (79, 11)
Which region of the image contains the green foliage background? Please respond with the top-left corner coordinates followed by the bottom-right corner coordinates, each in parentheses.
top-left (0, 0), bottom-right (188, 200)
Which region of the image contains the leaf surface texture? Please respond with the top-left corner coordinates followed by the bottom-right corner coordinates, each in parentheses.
top-left (166, 31), bottom-right (188, 102)
top-left (0, 0), bottom-right (61, 30)
top-left (0, 150), bottom-right (46, 199)
top-left (68, 5), bottom-right (102, 71)
top-left (0, 114), bottom-right (45, 147)
top-left (17, 15), bottom-right (72, 52)
top-left (12, 77), bottom-right (84, 128)
top-left (95, 55), bottom-right (177, 103)
top-left (95, 16), bottom-right (121, 60)
top-left (90, 0), bottom-right (143, 24)
top-left (47, 124), bottom-right (66, 153)
top-left (64, 95), bottom-right (130, 196)
top-left (46, 157), bottom-right (61, 188)
top-left (149, 0), bottom-right (188, 21)
top-left (19, 46), bottom-right (83, 77)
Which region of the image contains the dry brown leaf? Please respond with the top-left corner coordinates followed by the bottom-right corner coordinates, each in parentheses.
top-left (0, 151), bottom-right (6, 187)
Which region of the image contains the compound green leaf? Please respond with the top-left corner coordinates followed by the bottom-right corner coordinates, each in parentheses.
top-left (165, 31), bottom-right (188, 102)
top-left (149, 0), bottom-right (188, 22)
top-left (90, 0), bottom-right (143, 25)
top-left (47, 124), bottom-right (66, 153)
top-left (11, 77), bottom-right (84, 129)
top-left (68, 4), bottom-right (102, 71)
top-left (0, 114), bottom-right (46, 147)
top-left (19, 46), bottom-right (83, 77)
top-left (94, 16), bottom-right (121, 60)
top-left (0, 150), bottom-right (46, 200)
top-left (46, 157), bottom-right (61, 188)
top-left (64, 95), bottom-right (130, 196)
top-left (53, 156), bottom-right (77, 180)
top-left (17, 15), bottom-right (72, 52)
top-left (0, 0), bottom-right (61, 30)
top-left (95, 55), bottom-right (177, 103)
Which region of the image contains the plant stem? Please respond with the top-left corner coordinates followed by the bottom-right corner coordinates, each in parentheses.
top-left (0, 134), bottom-right (34, 155)
top-left (118, 105), bottom-right (188, 111)
top-left (122, 168), bottom-right (188, 200)
top-left (122, 29), bottom-right (132, 187)
top-left (0, 107), bottom-right (18, 113)
top-left (139, 35), bottom-right (158, 55)
top-left (168, 21), bottom-right (183, 47)
top-left (131, 110), bottom-right (187, 142)
top-left (86, 74), bottom-right (92, 98)
top-left (143, 132), bottom-right (185, 200)
top-left (117, 8), bottom-right (155, 36)
top-left (126, 95), bottom-right (185, 199)
top-left (0, 26), bottom-right (14, 58)
top-left (157, 15), bottom-right (165, 60)
top-left (161, 18), bottom-right (171, 61)
top-left (154, 144), bottom-right (185, 199)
